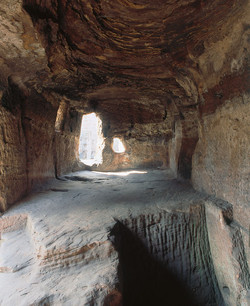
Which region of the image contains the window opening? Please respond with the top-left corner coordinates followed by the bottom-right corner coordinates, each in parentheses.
top-left (112, 137), bottom-right (125, 153)
top-left (78, 113), bottom-right (104, 166)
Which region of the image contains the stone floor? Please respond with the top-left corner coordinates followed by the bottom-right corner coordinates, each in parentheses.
top-left (0, 170), bottom-right (249, 305)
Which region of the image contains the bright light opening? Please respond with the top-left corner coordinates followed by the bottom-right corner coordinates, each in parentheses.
top-left (78, 113), bottom-right (105, 166)
top-left (112, 137), bottom-right (125, 153)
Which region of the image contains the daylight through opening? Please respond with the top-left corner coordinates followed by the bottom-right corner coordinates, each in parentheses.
top-left (78, 113), bottom-right (104, 166)
top-left (112, 137), bottom-right (125, 153)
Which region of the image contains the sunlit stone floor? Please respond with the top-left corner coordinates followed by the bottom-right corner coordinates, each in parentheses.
top-left (0, 170), bottom-right (248, 305)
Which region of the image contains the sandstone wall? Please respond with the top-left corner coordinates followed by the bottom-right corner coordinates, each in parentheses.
top-left (0, 104), bottom-right (27, 212)
top-left (192, 94), bottom-right (250, 267)
top-left (0, 87), bottom-right (82, 210)
top-left (22, 93), bottom-right (57, 190)
top-left (54, 108), bottom-right (82, 177)
top-left (90, 115), bottom-right (172, 171)
top-left (97, 135), bottom-right (169, 172)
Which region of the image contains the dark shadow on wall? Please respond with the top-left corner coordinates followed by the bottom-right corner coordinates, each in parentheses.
top-left (109, 220), bottom-right (200, 306)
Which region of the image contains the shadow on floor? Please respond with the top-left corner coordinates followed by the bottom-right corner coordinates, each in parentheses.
top-left (108, 220), bottom-right (200, 306)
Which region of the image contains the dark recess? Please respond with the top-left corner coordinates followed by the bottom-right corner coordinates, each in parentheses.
top-left (109, 220), bottom-right (200, 306)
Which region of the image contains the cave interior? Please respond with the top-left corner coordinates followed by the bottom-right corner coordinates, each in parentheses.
top-left (0, 0), bottom-right (249, 305)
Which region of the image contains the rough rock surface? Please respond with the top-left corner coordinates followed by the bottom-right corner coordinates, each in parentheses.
top-left (0, 170), bottom-right (249, 305)
top-left (0, 0), bottom-right (249, 208)
top-left (0, 104), bottom-right (27, 211)
top-left (0, 0), bottom-right (249, 304)
top-left (192, 94), bottom-right (250, 269)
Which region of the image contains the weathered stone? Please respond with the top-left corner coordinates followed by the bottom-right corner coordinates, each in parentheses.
top-left (192, 95), bottom-right (250, 270)
top-left (0, 104), bottom-right (27, 212)
top-left (0, 0), bottom-right (249, 304)
top-left (0, 170), bottom-right (249, 305)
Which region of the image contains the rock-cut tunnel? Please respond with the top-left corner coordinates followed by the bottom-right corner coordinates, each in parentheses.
top-left (0, 0), bottom-right (249, 305)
